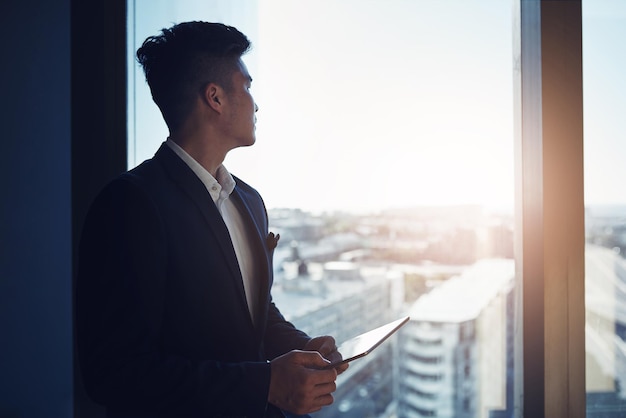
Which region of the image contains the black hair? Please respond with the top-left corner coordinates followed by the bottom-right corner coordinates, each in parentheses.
top-left (136, 21), bottom-right (251, 132)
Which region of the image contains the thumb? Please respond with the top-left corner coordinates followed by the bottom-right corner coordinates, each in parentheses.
top-left (297, 350), bottom-right (333, 369)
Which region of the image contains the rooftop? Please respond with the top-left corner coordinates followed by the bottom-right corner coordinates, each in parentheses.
top-left (408, 258), bottom-right (515, 323)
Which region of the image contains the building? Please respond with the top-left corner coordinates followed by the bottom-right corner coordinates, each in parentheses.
top-left (273, 254), bottom-right (404, 417)
top-left (397, 259), bottom-right (515, 418)
top-left (585, 244), bottom-right (626, 415)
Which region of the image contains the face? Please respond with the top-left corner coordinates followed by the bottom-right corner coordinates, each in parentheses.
top-left (221, 59), bottom-right (259, 149)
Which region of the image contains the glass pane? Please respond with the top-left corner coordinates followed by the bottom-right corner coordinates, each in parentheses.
top-left (128, 1), bottom-right (518, 417)
top-left (127, 0), bottom-right (259, 168)
top-left (583, 1), bottom-right (626, 416)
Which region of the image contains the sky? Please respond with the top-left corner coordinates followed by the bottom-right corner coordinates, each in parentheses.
top-left (129, 0), bottom-right (625, 214)
top-left (581, 0), bottom-right (626, 209)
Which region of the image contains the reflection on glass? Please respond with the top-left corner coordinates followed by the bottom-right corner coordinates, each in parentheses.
top-left (128, 1), bottom-right (517, 417)
top-left (583, 1), bottom-right (626, 416)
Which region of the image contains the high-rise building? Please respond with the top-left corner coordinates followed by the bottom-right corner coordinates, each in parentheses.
top-left (397, 259), bottom-right (515, 418)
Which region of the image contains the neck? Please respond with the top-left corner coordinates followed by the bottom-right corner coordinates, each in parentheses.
top-left (169, 131), bottom-right (227, 178)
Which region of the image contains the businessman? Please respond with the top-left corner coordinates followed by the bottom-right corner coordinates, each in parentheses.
top-left (76, 21), bottom-right (346, 417)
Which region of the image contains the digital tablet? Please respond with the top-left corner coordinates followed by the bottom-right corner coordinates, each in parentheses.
top-left (324, 316), bottom-right (410, 369)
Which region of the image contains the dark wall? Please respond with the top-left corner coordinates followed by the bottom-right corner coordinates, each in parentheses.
top-left (71, 0), bottom-right (127, 416)
top-left (0, 0), bottom-right (126, 417)
top-left (1, 1), bottom-right (73, 417)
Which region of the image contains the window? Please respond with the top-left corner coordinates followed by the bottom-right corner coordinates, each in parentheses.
top-left (583, 1), bottom-right (626, 416)
top-left (128, 1), bottom-right (515, 417)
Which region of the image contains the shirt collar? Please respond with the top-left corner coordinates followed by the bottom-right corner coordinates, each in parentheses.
top-left (165, 139), bottom-right (236, 203)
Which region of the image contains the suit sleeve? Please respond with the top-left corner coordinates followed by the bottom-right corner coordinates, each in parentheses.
top-left (263, 299), bottom-right (311, 359)
top-left (76, 178), bottom-right (271, 416)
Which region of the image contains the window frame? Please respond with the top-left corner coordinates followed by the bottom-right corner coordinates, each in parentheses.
top-left (73, 1), bottom-right (589, 417)
top-left (514, 1), bottom-right (585, 417)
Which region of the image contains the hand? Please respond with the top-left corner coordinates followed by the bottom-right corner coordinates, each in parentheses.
top-left (304, 336), bottom-right (349, 375)
top-left (268, 350), bottom-right (338, 415)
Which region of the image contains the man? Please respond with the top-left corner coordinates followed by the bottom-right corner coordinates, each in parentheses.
top-left (76, 21), bottom-right (346, 418)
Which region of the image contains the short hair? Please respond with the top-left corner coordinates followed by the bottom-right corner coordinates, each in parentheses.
top-left (136, 21), bottom-right (251, 132)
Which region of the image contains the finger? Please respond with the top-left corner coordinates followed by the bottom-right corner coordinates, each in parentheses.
top-left (305, 389), bottom-right (335, 413)
top-left (316, 337), bottom-right (337, 356)
top-left (312, 380), bottom-right (337, 397)
top-left (306, 367), bottom-right (338, 387)
top-left (312, 392), bottom-right (334, 409)
top-left (306, 336), bottom-right (337, 355)
top-left (279, 377), bottom-right (335, 415)
top-left (294, 350), bottom-right (332, 369)
top-left (325, 349), bottom-right (343, 364)
top-left (335, 362), bottom-right (349, 375)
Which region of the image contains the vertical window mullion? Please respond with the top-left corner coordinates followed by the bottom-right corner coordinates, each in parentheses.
top-left (515, 1), bottom-right (585, 417)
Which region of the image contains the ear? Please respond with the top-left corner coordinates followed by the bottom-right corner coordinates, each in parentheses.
top-left (202, 83), bottom-right (224, 114)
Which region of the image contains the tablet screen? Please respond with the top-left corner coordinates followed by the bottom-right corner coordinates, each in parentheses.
top-left (326, 316), bottom-right (410, 369)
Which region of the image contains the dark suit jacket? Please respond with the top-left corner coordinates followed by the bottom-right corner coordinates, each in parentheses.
top-left (76, 143), bottom-right (311, 417)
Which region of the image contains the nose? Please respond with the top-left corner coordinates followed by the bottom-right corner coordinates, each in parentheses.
top-left (254, 102), bottom-right (259, 112)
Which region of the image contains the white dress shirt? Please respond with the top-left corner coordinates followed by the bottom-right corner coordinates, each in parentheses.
top-left (166, 139), bottom-right (258, 323)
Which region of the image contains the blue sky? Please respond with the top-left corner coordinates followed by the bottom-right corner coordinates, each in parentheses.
top-left (129, 0), bottom-right (625, 213)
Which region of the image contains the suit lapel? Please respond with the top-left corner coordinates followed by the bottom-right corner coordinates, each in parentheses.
top-left (154, 144), bottom-right (250, 315)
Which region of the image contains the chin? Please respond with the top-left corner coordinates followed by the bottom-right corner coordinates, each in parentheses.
top-left (241, 137), bottom-right (256, 147)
